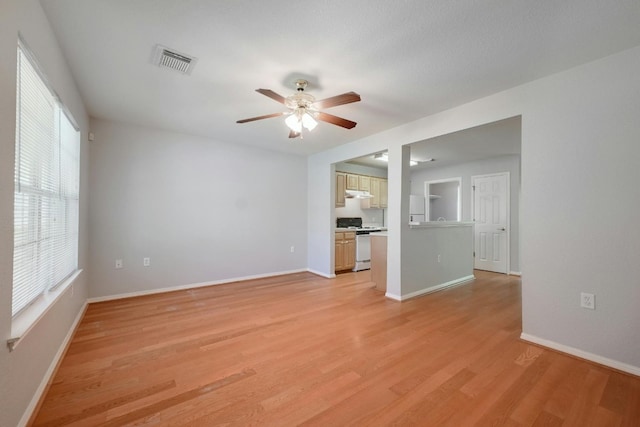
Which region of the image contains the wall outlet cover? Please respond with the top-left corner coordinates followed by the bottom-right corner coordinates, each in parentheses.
top-left (580, 292), bottom-right (595, 310)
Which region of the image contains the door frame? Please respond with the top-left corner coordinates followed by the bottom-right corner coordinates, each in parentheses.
top-left (471, 172), bottom-right (510, 274)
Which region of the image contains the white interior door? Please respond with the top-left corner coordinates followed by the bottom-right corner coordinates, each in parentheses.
top-left (473, 173), bottom-right (509, 273)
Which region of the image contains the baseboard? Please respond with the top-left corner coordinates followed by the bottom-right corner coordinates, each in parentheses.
top-left (388, 275), bottom-right (476, 301)
top-left (520, 333), bottom-right (640, 377)
top-left (19, 301), bottom-right (88, 427)
top-left (87, 268), bottom-right (309, 303)
top-left (384, 292), bottom-right (402, 301)
top-left (509, 271), bottom-right (522, 276)
top-left (307, 268), bottom-right (335, 279)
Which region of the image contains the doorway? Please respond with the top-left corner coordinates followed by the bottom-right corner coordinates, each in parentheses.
top-left (472, 172), bottom-right (510, 274)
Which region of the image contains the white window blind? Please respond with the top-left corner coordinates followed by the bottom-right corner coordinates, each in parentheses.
top-left (13, 44), bottom-right (80, 317)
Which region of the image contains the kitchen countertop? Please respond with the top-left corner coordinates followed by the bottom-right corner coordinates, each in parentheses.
top-left (409, 221), bottom-right (473, 228)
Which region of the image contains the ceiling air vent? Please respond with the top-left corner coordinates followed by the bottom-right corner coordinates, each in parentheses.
top-left (153, 45), bottom-right (197, 75)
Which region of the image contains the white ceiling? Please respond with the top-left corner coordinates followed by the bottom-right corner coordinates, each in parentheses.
top-left (348, 116), bottom-right (521, 170)
top-left (40, 0), bottom-right (640, 156)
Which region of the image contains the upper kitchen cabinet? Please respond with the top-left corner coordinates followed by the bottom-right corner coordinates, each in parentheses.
top-left (336, 172), bottom-right (346, 207)
top-left (346, 174), bottom-right (359, 190)
top-left (380, 179), bottom-right (388, 208)
top-left (361, 177), bottom-right (388, 209)
top-left (358, 175), bottom-right (370, 192)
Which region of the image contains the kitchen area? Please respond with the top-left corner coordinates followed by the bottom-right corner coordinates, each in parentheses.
top-left (334, 162), bottom-right (388, 277)
top-left (333, 146), bottom-right (476, 300)
top-left (329, 117), bottom-right (519, 301)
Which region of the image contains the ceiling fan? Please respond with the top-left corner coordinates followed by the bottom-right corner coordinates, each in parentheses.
top-left (236, 79), bottom-right (361, 139)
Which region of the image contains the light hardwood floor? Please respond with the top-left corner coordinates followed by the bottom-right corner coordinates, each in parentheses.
top-left (32, 270), bottom-right (640, 426)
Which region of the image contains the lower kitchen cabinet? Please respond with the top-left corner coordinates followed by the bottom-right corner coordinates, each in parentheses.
top-left (335, 231), bottom-right (356, 272)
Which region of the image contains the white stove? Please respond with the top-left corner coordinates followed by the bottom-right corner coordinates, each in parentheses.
top-left (337, 218), bottom-right (383, 271)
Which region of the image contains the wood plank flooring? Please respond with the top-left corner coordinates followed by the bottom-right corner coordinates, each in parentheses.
top-left (31, 270), bottom-right (640, 426)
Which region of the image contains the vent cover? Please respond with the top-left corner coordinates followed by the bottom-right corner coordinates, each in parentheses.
top-left (153, 45), bottom-right (196, 75)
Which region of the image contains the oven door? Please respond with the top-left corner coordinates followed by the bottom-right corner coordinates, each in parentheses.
top-left (353, 233), bottom-right (371, 271)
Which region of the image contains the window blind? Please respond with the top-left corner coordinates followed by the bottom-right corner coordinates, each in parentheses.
top-left (13, 44), bottom-right (80, 317)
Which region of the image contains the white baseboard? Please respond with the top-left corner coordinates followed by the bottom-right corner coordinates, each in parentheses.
top-left (509, 271), bottom-right (522, 276)
top-left (520, 333), bottom-right (640, 377)
top-left (307, 268), bottom-right (335, 279)
top-left (18, 301), bottom-right (88, 427)
top-left (87, 268), bottom-right (309, 303)
top-left (384, 292), bottom-right (402, 301)
top-left (387, 275), bottom-right (475, 301)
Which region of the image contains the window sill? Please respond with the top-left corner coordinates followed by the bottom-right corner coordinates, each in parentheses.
top-left (7, 269), bottom-right (83, 352)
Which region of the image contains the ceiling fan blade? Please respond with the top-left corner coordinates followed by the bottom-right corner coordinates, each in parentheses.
top-left (316, 112), bottom-right (357, 129)
top-left (236, 112), bottom-right (285, 123)
top-left (256, 88), bottom-right (286, 104)
top-left (288, 130), bottom-right (301, 139)
top-left (313, 91), bottom-right (361, 109)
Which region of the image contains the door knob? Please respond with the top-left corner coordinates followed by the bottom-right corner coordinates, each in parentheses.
top-left (498, 227), bottom-right (506, 231)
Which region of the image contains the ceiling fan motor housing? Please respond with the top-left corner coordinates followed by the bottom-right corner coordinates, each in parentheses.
top-left (285, 92), bottom-right (315, 110)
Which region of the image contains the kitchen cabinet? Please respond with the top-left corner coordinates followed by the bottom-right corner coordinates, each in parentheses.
top-left (380, 179), bottom-right (388, 208)
top-left (346, 174), bottom-right (359, 190)
top-left (361, 178), bottom-right (388, 209)
top-left (335, 231), bottom-right (356, 272)
top-left (358, 175), bottom-right (370, 192)
top-left (371, 178), bottom-right (380, 208)
top-left (336, 172), bottom-right (346, 207)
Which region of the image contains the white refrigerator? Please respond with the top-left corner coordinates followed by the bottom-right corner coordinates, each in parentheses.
top-left (409, 195), bottom-right (425, 222)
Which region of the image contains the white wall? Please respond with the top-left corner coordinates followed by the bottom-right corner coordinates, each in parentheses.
top-left (0, 1), bottom-right (90, 426)
top-left (308, 46), bottom-right (640, 372)
top-left (410, 155), bottom-right (521, 272)
top-left (335, 162), bottom-right (387, 179)
top-left (88, 119), bottom-right (308, 298)
top-left (398, 225), bottom-right (474, 299)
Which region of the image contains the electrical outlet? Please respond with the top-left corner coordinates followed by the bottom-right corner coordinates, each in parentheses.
top-left (143, 257), bottom-right (151, 267)
top-left (290, 246), bottom-right (295, 253)
top-left (580, 292), bottom-right (595, 310)
top-left (115, 259), bottom-right (123, 269)
top-left (437, 254), bottom-right (441, 263)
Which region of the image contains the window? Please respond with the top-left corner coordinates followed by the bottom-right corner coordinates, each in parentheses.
top-left (13, 42), bottom-right (80, 317)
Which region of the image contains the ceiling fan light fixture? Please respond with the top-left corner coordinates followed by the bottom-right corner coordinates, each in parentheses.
top-left (285, 113), bottom-right (303, 133)
top-left (301, 112), bottom-right (317, 131)
top-left (286, 109), bottom-right (317, 133)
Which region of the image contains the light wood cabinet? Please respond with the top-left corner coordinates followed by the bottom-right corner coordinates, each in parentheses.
top-left (336, 171), bottom-right (387, 210)
top-left (370, 178), bottom-right (380, 208)
top-left (361, 177), bottom-right (388, 209)
top-left (335, 231), bottom-right (356, 272)
top-left (380, 179), bottom-right (388, 208)
top-left (346, 174), bottom-right (359, 190)
top-left (336, 172), bottom-right (346, 207)
top-left (358, 175), bottom-right (370, 192)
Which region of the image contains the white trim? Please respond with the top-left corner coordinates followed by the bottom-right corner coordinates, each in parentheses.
top-left (87, 269), bottom-right (309, 303)
top-left (17, 301), bottom-right (88, 427)
top-left (520, 333), bottom-right (640, 377)
top-left (307, 268), bottom-right (335, 279)
top-left (387, 275), bottom-right (475, 301)
top-left (509, 271), bottom-right (522, 276)
top-left (384, 292), bottom-right (402, 301)
top-left (8, 269), bottom-right (83, 351)
top-left (471, 172), bottom-right (510, 274)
